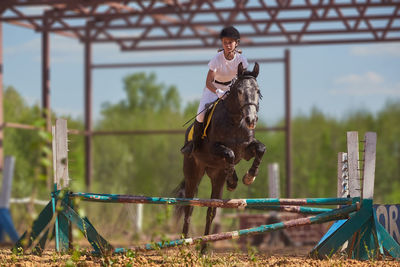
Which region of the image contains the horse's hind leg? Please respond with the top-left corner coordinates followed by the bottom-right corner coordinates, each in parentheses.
top-left (201, 169), bottom-right (225, 254)
top-left (243, 140), bottom-right (266, 185)
top-left (182, 155), bottom-right (204, 237)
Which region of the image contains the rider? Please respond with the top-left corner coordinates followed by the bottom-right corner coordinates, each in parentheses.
top-left (190, 26), bottom-right (249, 153)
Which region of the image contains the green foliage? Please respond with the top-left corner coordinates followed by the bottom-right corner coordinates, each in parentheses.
top-left (3, 74), bottom-right (400, 238)
top-left (3, 86), bottom-right (48, 199)
top-left (93, 72), bottom-right (183, 196)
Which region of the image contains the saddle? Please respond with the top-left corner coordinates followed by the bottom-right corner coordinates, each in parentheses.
top-left (188, 99), bottom-right (221, 142)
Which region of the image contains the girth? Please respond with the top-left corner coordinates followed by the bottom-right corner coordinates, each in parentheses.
top-left (214, 80), bottom-right (232, 86)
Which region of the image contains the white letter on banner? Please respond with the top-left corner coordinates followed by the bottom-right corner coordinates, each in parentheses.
top-left (376, 205), bottom-right (388, 230)
top-left (389, 205), bottom-right (400, 242)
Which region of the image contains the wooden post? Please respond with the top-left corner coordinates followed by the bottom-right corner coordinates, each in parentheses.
top-left (268, 163), bottom-right (280, 198)
top-left (135, 204), bottom-right (143, 234)
top-left (347, 132), bottom-right (361, 198)
top-left (0, 156), bottom-right (19, 242)
top-left (337, 152), bottom-right (349, 198)
top-left (54, 119), bottom-right (69, 190)
top-left (362, 132), bottom-right (377, 200)
top-left (0, 156), bottom-right (15, 209)
top-left (51, 126), bottom-right (57, 190)
top-left (53, 119), bottom-right (70, 252)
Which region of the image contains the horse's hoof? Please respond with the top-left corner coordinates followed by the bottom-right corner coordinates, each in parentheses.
top-left (243, 172), bottom-right (256, 185)
top-left (200, 243), bottom-right (209, 255)
top-left (226, 180), bottom-right (237, 191)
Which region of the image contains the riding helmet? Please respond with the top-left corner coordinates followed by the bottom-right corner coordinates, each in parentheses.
top-left (220, 26), bottom-right (240, 41)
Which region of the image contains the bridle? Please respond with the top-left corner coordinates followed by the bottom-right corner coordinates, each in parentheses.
top-left (229, 75), bottom-right (261, 114)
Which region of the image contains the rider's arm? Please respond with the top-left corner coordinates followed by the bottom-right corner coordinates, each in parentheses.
top-left (205, 70), bottom-right (218, 93)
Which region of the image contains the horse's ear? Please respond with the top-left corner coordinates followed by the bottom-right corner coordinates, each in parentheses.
top-left (237, 62), bottom-right (244, 77)
top-left (252, 62), bottom-right (259, 78)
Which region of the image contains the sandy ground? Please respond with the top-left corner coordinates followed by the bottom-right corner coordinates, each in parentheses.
top-left (0, 243), bottom-right (399, 267)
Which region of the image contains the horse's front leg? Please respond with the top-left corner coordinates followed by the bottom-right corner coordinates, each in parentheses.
top-left (211, 142), bottom-right (237, 191)
top-left (242, 140), bottom-right (266, 185)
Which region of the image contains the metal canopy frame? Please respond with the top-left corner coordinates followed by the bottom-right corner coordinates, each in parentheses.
top-left (0, 0), bottom-right (399, 196)
top-left (1, 1), bottom-right (400, 49)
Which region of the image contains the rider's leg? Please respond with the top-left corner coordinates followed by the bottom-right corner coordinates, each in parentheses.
top-left (192, 119), bottom-right (204, 152)
top-left (181, 88), bottom-right (216, 155)
top-left (180, 119), bottom-right (204, 155)
top-left (191, 88), bottom-right (216, 152)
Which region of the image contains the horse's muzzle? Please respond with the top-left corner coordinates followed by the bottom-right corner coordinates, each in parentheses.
top-left (245, 115), bottom-right (258, 130)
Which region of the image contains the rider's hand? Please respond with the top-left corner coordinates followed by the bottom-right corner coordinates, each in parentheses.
top-left (215, 89), bottom-right (225, 99)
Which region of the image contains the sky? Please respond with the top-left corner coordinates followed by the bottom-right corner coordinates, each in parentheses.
top-left (3, 22), bottom-right (400, 126)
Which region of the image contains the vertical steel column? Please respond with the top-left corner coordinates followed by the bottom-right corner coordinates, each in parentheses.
top-left (284, 49), bottom-right (292, 198)
top-left (42, 16), bottom-right (52, 189)
top-left (84, 25), bottom-right (92, 191)
top-left (42, 16), bottom-right (51, 132)
top-left (0, 23), bottom-right (3, 171)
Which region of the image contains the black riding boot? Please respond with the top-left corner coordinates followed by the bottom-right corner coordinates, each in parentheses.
top-left (192, 120), bottom-right (204, 152)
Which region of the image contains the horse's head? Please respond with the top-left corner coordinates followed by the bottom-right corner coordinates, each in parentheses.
top-left (229, 62), bottom-right (261, 130)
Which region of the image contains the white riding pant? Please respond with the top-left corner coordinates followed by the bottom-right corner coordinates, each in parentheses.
top-left (196, 83), bottom-right (230, 122)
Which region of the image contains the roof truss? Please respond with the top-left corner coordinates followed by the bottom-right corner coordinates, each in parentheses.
top-left (1, 0), bottom-right (400, 50)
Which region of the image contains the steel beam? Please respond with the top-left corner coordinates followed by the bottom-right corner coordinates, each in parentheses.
top-left (89, 27), bottom-right (400, 42)
top-left (42, 14), bottom-right (400, 32)
top-left (0, 23), bottom-right (3, 171)
top-left (84, 26), bottom-right (92, 191)
top-left (117, 39), bottom-right (400, 51)
top-left (42, 17), bottom-right (51, 132)
top-left (284, 49), bottom-right (292, 198)
top-left (91, 57), bottom-right (284, 69)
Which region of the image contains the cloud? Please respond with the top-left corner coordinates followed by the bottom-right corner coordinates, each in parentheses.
top-left (53, 107), bottom-right (82, 118)
top-left (335, 72), bottom-right (384, 84)
top-left (5, 34), bottom-right (214, 64)
top-left (4, 38), bottom-right (40, 56)
top-left (93, 43), bottom-right (215, 62)
top-left (330, 72), bottom-right (400, 96)
top-left (5, 35), bottom-right (83, 63)
top-left (23, 95), bottom-right (40, 106)
top-left (4, 23), bottom-right (215, 65)
top-left (350, 44), bottom-right (400, 57)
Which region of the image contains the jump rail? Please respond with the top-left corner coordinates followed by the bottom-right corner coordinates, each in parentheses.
top-left (127, 203), bottom-right (360, 252)
top-left (69, 192), bottom-right (353, 207)
top-left (13, 119), bottom-right (400, 261)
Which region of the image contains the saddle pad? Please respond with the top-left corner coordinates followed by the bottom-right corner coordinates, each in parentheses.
top-left (188, 99), bottom-right (221, 141)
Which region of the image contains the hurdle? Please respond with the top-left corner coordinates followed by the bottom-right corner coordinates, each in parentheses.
top-left (14, 119), bottom-right (400, 260)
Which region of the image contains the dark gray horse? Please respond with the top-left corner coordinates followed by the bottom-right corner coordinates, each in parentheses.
top-left (175, 62), bottom-right (266, 253)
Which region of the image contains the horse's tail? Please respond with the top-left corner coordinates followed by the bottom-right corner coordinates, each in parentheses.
top-left (172, 179), bottom-right (186, 220)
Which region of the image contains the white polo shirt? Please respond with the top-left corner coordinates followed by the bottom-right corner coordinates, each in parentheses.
top-left (208, 51), bottom-right (249, 83)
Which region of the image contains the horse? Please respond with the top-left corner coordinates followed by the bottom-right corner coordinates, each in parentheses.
top-left (175, 62), bottom-right (266, 253)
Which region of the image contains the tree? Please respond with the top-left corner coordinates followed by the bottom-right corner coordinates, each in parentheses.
top-left (93, 72), bottom-right (184, 195)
